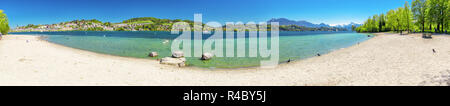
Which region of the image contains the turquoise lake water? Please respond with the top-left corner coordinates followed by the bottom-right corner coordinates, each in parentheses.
top-left (10, 31), bottom-right (372, 68)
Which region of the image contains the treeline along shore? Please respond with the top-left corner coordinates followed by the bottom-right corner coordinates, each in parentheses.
top-left (355, 0), bottom-right (449, 34)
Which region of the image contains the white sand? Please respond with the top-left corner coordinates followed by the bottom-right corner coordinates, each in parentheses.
top-left (0, 33), bottom-right (449, 86)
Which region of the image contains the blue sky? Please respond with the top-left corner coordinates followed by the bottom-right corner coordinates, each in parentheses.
top-left (2, 0), bottom-right (409, 28)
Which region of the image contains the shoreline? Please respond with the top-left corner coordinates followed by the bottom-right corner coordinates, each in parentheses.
top-left (35, 35), bottom-right (262, 70)
top-left (1, 33), bottom-right (449, 86)
top-left (29, 32), bottom-right (368, 70)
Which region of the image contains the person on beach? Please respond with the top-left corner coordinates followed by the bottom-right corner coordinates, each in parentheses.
top-left (0, 32), bottom-right (3, 40)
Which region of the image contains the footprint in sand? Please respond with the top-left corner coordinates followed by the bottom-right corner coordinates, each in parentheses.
top-left (419, 70), bottom-right (450, 86)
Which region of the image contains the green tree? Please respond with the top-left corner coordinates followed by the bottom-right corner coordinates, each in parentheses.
top-left (395, 8), bottom-right (403, 32)
top-left (395, 8), bottom-right (404, 32)
top-left (372, 15), bottom-right (379, 32)
top-left (378, 13), bottom-right (386, 32)
top-left (427, 0), bottom-right (448, 32)
top-left (412, 0), bottom-right (428, 32)
top-left (447, 0), bottom-right (450, 32)
top-left (356, 0), bottom-right (448, 34)
top-left (403, 1), bottom-right (413, 33)
top-left (0, 10), bottom-right (10, 35)
top-left (103, 22), bottom-right (112, 27)
top-left (386, 9), bottom-right (398, 32)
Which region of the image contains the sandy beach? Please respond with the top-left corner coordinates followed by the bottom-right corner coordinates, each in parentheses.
top-left (0, 33), bottom-right (449, 86)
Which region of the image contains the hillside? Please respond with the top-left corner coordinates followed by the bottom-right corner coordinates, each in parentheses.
top-left (12, 17), bottom-right (353, 32)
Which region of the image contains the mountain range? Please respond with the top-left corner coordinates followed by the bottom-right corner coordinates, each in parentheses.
top-left (267, 18), bottom-right (362, 30)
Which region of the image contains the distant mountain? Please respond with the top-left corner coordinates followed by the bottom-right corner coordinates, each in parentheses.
top-left (267, 18), bottom-right (330, 28)
top-left (267, 18), bottom-right (362, 30)
top-left (332, 22), bottom-right (363, 30)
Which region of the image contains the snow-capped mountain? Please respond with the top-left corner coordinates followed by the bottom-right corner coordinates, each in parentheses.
top-left (267, 18), bottom-right (362, 30)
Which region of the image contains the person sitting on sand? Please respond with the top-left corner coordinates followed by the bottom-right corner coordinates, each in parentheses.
top-left (0, 32), bottom-right (2, 40)
top-left (433, 49), bottom-right (436, 53)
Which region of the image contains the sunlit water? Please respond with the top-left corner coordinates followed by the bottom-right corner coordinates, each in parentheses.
top-left (10, 31), bottom-right (373, 68)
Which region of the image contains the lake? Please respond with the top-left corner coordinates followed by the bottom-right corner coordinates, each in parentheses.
top-left (10, 31), bottom-right (372, 68)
